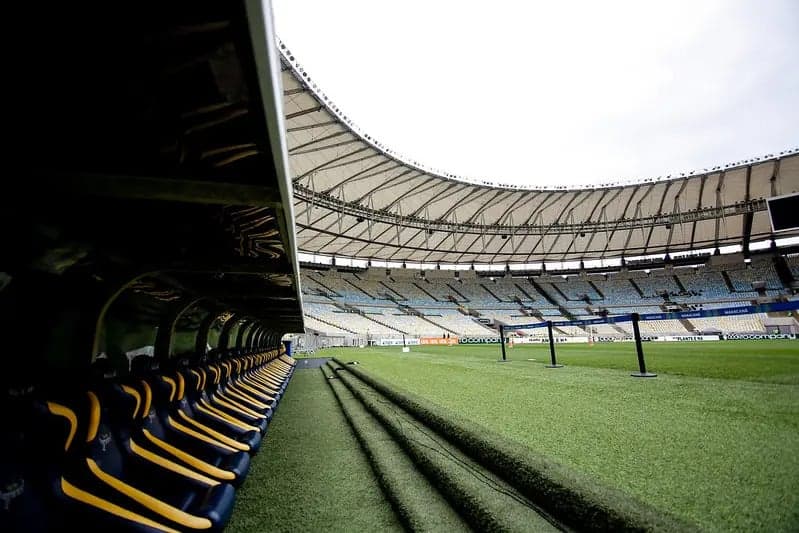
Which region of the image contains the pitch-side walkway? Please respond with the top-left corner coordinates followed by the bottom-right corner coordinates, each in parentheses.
top-left (227, 368), bottom-right (402, 533)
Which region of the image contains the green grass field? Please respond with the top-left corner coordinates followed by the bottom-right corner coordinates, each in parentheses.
top-left (320, 340), bottom-right (799, 532)
top-left (228, 369), bottom-right (401, 533)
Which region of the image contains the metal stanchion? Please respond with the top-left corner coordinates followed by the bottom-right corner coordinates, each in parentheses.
top-left (498, 325), bottom-right (509, 362)
top-left (630, 313), bottom-right (657, 377)
top-left (545, 320), bottom-right (563, 368)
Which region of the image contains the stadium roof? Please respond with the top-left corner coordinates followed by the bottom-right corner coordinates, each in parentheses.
top-left (281, 46), bottom-right (799, 264)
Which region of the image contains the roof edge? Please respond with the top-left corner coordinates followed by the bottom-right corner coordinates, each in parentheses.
top-left (280, 39), bottom-right (798, 193)
top-left (247, 1), bottom-right (304, 331)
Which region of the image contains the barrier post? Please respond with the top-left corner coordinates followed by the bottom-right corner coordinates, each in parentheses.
top-left (401, 334), bottom-right (410, 353)
top-left (545, 320), bottom-right (563, 368)
top-left (498, 325), bottom-right (508, 362)
top-left (630, 313), bottom-right (657, 377)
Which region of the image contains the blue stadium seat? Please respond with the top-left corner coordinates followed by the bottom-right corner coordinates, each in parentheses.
top-left (68, 386), bottom-right (237, 530)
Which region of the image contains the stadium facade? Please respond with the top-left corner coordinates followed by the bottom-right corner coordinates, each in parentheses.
top-left (277, 43), bottom-right (799, 349)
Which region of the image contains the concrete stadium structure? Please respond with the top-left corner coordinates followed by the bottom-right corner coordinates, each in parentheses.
top-left (276, 44), bottom-right (799, 347)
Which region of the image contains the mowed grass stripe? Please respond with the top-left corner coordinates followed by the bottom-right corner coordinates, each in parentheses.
top-left (227, 369), bottom-right (402, 533)
top-left (331, 360), bottom-right (563, 533)
top-left (327, 342), bottom-right (799, 532)
top-left (335, 358), bottom-right (689, 533)
top-left (324, 364), bottom-right (471, 533)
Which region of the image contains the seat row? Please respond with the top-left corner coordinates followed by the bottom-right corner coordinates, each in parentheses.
top-left (1, 347), bottom-right (296, 532)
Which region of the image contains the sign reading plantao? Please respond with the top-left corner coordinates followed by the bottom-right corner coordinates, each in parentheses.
top-left (650, 335), bottom-right (721, 342)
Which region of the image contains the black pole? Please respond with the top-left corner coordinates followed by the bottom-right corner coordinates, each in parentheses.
top-left (545, 320), bottom-right (563, 368)
top-left (631, 313), bottom-right (656, 377)
top-left (499, 325), bottom-right (508, 362)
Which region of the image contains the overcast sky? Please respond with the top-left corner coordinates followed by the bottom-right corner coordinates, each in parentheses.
top-left (273, 0), bottom-right (798, 187)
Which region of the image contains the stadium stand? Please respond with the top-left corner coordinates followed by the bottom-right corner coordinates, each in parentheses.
top-left (675, 267), bottom-right (732, 299)
top-left (553, 325), bottom-right (592, 336)
top-left (303, 315), bottom-right (357, 337)
top-left (635, 319), bottom-right (690, 336)
top-left (627, 271), bottom-right (681, 298)
top-left (690, 314), bottom-right (768, 333)
top-left (377, 312), bottom-right (441, 337)
top-left (299, 248), bottom-right (797, 337)
top-left (423, 309), bottom-right (497, 336)
top-left (586, 323), bottom-right (625, 337)
top-left (787, 255), bottom-right (799, 277)
top-left (543, 278), bottom-right (602, 302)
top-left (725, 260), bottom-right (783, 291)
top-left (485, 277), bottom-right (545, 303)
top-left (414, 277), bottom-right (462, 302)
top-left (8, 1), bottom-right (799, 531)
top-left (453, 280), bottom-right (504, 305)
top-left (480, 310), bottom-right (541, 325)
top-left (305, 303), bottom-right (399, 336)
top-left (381, 277), bottom-right (438, 306)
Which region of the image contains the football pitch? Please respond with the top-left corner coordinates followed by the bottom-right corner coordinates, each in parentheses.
top-left (315, 340), bottom-right (799, 532)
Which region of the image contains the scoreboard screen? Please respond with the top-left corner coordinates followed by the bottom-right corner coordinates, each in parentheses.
top-left (766, 193), bottom-right (799, 232)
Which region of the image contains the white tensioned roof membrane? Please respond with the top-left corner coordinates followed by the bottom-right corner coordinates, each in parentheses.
top-left (281, 47), bottom-right (799, 264)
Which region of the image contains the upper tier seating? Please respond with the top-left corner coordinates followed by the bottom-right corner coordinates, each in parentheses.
top-left (379, 279), bottom-right (437, 306)
top-left (787, 255), bottom-right (799, 277)
top-left (484, 278), bottom-right (545, 303)
top-left (675, 268), bottom-right (731, 299)
top-left (594, 279), bottom-right (647, 305)
top-left (448, 279), bottom-right (500, 305)
top-left (725, 261), bottom-right (783, 291)
top-left (548, 279), bottom-right (602, 301)
top-left (630, 271), bottom-right (681, 297)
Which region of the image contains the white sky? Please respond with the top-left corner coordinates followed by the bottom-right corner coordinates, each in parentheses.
top-left (273, 0), bottom-right (798, 187)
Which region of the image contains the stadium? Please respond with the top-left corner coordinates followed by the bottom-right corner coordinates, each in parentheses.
top-left (2, 1), bottom-right (798, 532)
